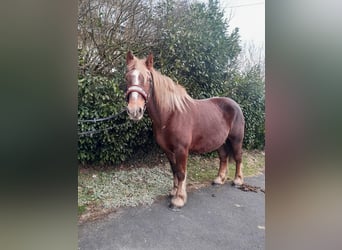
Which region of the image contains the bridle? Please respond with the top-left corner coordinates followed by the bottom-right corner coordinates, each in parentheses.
top-left (125, 70), bottom-right (153, 108)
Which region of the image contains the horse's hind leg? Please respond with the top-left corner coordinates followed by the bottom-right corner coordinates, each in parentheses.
top-left (231, 140), bottom-right (244, 186)
top-left (213, 145), bottom-right (229, 185)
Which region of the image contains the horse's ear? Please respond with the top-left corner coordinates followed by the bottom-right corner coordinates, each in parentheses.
top-left (126, 51), bottom-right (134, 65)
top-left (146, 52), bottom-right (154, 69)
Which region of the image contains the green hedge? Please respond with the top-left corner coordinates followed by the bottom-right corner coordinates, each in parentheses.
top-left (78, 74), bottom-right (154, 165)
top-left (77, 0), bottom-right (265, 165)
top-left (152, 0), bottom-right (241, 99)
top-left (225, 67), bottom-right (265, 149)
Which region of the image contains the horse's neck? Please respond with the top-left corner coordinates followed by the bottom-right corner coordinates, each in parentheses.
top-left (146, 95), bottom-right (170, 129)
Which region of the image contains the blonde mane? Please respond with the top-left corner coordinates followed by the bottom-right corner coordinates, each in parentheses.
top-left (128, 57), bottom-right (193, 112)
top-left (150, 68), bottom-right (194, 112)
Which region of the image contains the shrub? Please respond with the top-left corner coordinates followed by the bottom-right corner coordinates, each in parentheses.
top-left (225, 66), bottom-right (265, 149)
top-left (152, 0), bottom-right (241, 99)
top-left (78, 74), bottom-right (154, 164)
top-left (77, 0), bottom-right (265, 165)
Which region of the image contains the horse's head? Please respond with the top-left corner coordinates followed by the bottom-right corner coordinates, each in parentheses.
top-left (125, 51), bottom-right (153, 121)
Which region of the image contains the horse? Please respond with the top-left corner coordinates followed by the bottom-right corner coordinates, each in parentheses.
top-left (125, 51), bottom-right (245, 209)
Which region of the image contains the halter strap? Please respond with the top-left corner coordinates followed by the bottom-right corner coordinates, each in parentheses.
top-left (125, 71), bottom-right (153, 103)
top-left (126, 85), bottom-right (148, 100)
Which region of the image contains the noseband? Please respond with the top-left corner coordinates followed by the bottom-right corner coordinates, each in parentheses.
top-left (125, 71), bottom-right (153, 105)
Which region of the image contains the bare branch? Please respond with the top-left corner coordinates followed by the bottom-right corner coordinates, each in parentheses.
top-left (78, 0), bottom-right (157, 75)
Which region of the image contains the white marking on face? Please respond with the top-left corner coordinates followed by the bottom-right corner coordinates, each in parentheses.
top-left (128, 69), bottom-right (146, 101)
top-left (130, 91), bottom-right (139, 101)
top-left (131, 69), bottom-right (140, 85)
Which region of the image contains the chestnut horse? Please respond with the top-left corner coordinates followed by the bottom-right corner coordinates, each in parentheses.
top-left (125, 51), bottom-right (245, 209)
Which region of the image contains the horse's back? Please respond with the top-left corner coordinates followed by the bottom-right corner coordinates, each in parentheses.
top-left (195, 97), bottom-right (244, 126)
top-left (185, 97), bottom-right (244, 153)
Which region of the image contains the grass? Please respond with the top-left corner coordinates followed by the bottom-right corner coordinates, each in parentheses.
top-left (187, 150), bottom-right (265, 186)
top-left (78, 150), bottom-right (264, 223)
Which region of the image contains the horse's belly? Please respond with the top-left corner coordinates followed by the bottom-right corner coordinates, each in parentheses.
top-left (190, 131), bottom-right (227, 154)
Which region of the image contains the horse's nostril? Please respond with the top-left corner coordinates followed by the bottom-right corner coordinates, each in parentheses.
top-left (127, 106), bottom-right (143, 120)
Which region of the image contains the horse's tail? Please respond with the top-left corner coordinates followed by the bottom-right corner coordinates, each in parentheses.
top-left (225, 139), bottom-right (235, 163)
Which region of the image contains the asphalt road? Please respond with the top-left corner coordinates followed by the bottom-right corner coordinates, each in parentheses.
top-left (78, 173), bottom-right (265, 250)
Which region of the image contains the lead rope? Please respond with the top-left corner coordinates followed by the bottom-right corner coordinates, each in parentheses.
top-left (78, 108), bottom-right (127, 136)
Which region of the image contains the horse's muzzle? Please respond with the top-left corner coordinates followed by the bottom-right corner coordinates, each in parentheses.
top-left (127, 106), bottom-right (144, 121)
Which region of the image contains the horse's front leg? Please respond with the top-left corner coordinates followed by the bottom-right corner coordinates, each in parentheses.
top-left (170, 148), bottom-right (188, 209)
top-left (170, 174), bottom-right (178, 197)
top-left (164, 151), bottom-right (178, 197)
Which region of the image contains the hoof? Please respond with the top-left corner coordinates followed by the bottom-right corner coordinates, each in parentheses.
top-left (212, 181), bottom-right (220, 186)
top-left (232, 177), bottom-right (244, 186)
top-left (168, 203), bottom-right (182, 212)
top-left (171, 196), bottom-right (186, 208)
top-left (212, 176), bottom-right (225, 185)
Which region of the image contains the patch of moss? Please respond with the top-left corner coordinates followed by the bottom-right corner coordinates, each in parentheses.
top-left (78, 205), bottom-right (86, 215)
